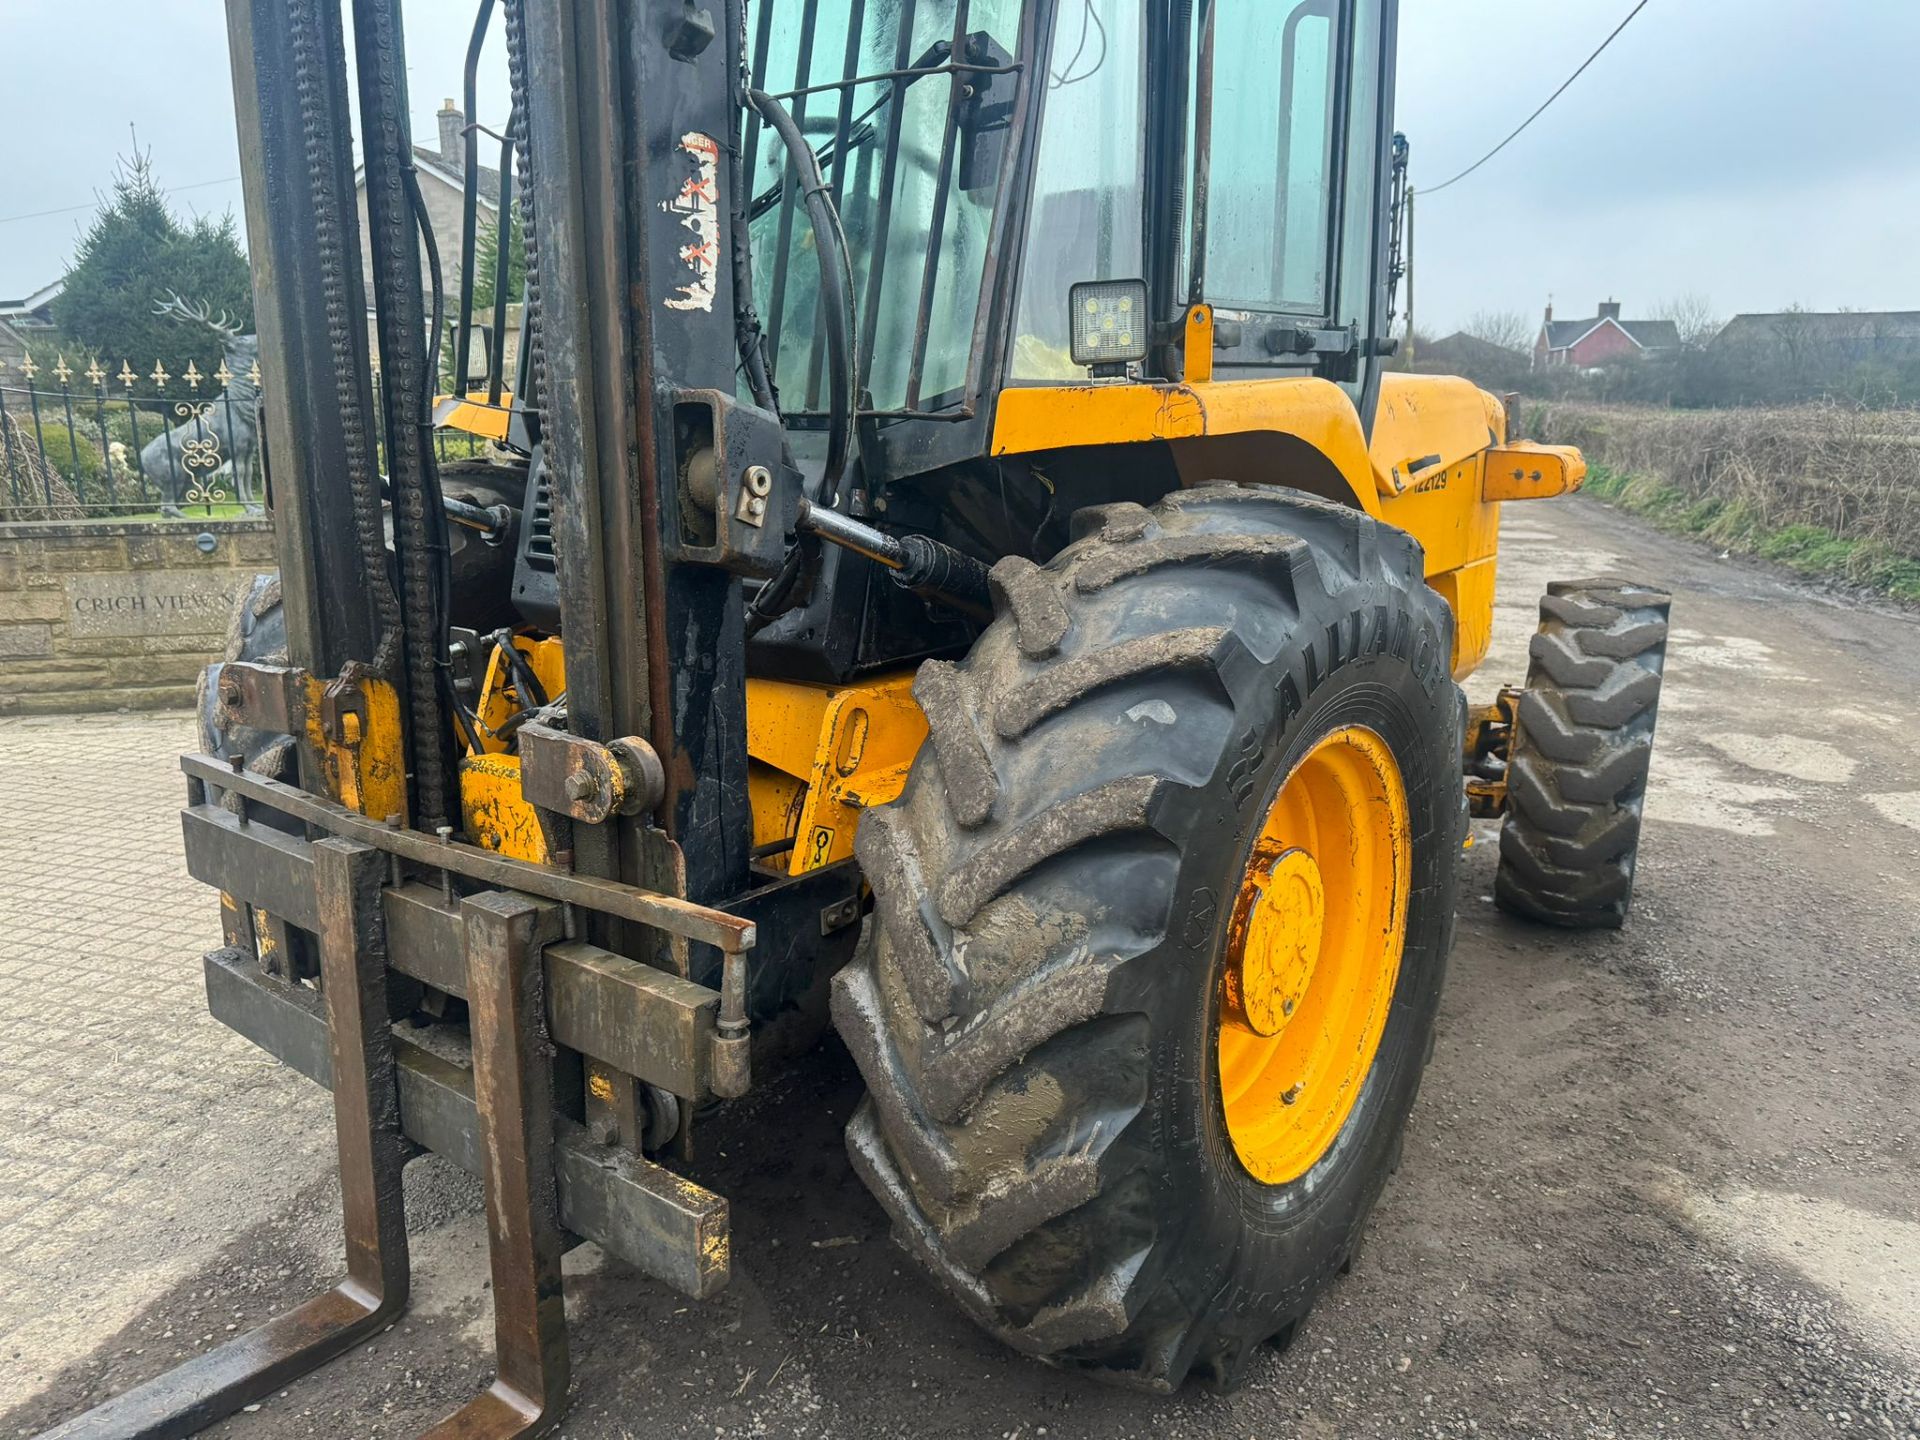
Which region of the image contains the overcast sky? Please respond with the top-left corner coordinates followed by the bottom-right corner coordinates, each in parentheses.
top-left (3, 1), bottom-right (1917, 335)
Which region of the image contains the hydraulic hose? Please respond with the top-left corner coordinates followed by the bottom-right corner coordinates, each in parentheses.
top-left (747, 87), bottom-right (858, 505)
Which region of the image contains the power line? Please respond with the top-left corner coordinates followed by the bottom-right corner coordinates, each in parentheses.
top-left (0, 175), bottom-right (244, 227)
top-left (1421, 0), bottom-right (1652, 197)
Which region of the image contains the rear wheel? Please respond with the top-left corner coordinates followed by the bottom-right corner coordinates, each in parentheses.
top-left (833, 485), bottom-right (1462, 1390)
top-left (1495, 577), bottom-right (1671, 929)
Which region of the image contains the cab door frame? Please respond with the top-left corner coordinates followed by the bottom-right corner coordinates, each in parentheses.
top-left (1146, 0), bottom-right (1402, 421)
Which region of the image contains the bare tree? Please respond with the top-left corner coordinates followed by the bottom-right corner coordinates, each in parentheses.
top-left (1770, 303), bottom-right (1817, 374)
top-left (1464, 309), bottom-right (1534, 355)
top-left (1655, 292), bottom-right (1721, 348)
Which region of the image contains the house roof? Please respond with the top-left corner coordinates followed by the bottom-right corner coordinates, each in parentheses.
top-left (1713, 310), bottom-right (1920, 347)
top-left (1619, 319), bottom-right (1680, 349)
top-left (352, 150), bottom-right (501, 210)
top-left (1542, 314), bottom-right (1679, 352)
top-left (1543, 318), bottom-right (1598, 349)
top-left (415, 146), bottom-right (503, 204)
top-left (1427, 331), bottom-right (1528, 364)
top-left (0, 278), bottom-right (64, 317)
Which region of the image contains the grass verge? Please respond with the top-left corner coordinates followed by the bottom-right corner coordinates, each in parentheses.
top-left (1582, 462), bottom-right (1920, 602)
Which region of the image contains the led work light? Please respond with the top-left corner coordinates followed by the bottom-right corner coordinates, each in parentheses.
top-left (1068, 278), bottom-right (1149, 372)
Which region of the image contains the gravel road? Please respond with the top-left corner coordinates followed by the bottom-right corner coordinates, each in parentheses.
top-left (5, 496), bottom-right (1917, 1439)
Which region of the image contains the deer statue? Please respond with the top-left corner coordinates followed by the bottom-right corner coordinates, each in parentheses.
top-left (140, 293), bottom-right (262, 516)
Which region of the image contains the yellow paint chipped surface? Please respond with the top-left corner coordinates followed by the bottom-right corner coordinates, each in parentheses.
top-left (745, 673), bottom-right (926, 874)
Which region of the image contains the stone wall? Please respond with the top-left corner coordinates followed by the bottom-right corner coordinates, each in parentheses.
top-left (0, 519), bottom-right (275, 715)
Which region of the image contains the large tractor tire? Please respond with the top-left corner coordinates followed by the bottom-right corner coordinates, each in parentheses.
top-left (1495, 578), bottom-right (1671, 929)
top-left (832, 485), bottom-right (1463, 1391)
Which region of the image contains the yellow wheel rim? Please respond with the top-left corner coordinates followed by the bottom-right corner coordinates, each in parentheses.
top-left (1217, 725), bottom-right (1411, 1185)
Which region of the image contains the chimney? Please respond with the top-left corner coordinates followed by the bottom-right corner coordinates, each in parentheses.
top-left (437, 99), bottom-right (463, 166)
top-left (1598, 298), bottom-right (1622, 322)
top-left (1544, 300), bottom-right (1554, 325)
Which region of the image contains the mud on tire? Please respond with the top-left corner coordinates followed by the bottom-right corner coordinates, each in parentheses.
top-left (832, 484), bottom-right (1464, 1391)
top-left (1495, 577), bottom-right (1672, 930)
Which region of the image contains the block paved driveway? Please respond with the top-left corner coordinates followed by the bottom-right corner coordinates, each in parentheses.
top-left (0, 711), bottom-right (331, 1407)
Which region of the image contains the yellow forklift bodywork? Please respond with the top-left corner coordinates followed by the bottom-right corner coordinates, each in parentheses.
top-left (460, 635), bottom-right (567, 862)
top-left (303, 674), bottom-right (409, 821)
top-left (745, 673), bottom-right (926, 875)
top-left (456, 369), bottom-right (1584, 860)
top-left (457, 653), bottom-right (927, 879)
top-left (433, 389), bottom-right (517, 443)
top-left (992, 370), bottom-right (1583, 680)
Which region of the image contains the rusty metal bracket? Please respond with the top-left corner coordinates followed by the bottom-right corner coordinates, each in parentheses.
top-left (217, 660), bottom-right (305, 735)
top-left (518, 723), bottom-right (666, 825)
top-left (217, 661), bottom-right (365, 749)
top-left (38, 839), bottom-right (411, 1440)
top-left (179, 751), bottom-right (753, 955)
top-left (202, 948), bottom-right (732, 1297)
top-left (710, 950), bottom-right (751, 1100)
top-left (213, 663), bottom-right (407, 823)
top-left (820, 892), bottom-right (863, 935)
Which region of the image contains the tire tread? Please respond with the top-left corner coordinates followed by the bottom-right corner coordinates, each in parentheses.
top-left (1495, 576), bottom-right (1670, 929)
top-left (835, 484), bottom-right (1454, 1389)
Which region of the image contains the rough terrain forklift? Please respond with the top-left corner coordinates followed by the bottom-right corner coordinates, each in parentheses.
top-left (43, 0), bottom-right (1671, 1433)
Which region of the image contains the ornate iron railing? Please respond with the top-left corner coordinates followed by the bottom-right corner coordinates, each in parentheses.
top-left (0, 351), bottom-right (264, 520)
top-left (0, 349), bottom-right (488, 521)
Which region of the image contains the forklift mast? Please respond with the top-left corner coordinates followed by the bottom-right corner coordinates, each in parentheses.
top-left (236, 0), bottom-right (779, 908)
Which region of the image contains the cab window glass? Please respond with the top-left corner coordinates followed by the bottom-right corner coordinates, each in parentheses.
top-left (746, 0), bottom-right (1020, 411)
top-left (1333, 0), bottom-right (1381, 399)
top-left (1203, 0), bottom-right (1338, 314)
top-left (1009, 0), bottom-right (1147, 380)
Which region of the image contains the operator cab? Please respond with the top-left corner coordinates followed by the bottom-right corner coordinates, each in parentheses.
top-left (745, 0), bottom-right (1398, 442)
top-left (742, 0), bottom-right (1403, 679)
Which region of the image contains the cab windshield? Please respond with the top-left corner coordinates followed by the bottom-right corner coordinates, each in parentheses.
top-left (744, 0), bottom-right (1024, 414)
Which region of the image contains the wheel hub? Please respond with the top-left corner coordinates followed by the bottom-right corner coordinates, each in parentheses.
top-left (1231, 848), bottom-right (1325, 1037)
top-left (1217, 726), bottom-right (1411, 1185)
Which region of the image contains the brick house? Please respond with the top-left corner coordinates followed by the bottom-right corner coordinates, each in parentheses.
top-left (355, 100), bottom-right (500, 298)
top-left (353, 101), bottom-right (515, 383)
top-left (1533, 300), bottom-right (1679, 370)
